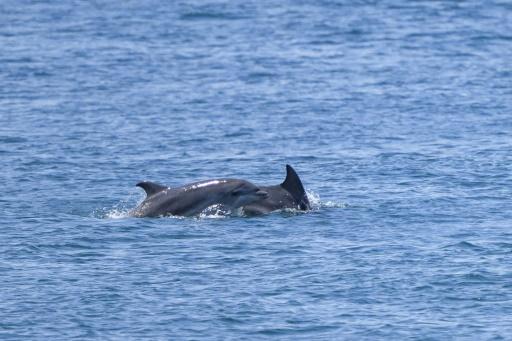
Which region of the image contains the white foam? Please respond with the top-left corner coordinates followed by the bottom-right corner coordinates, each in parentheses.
top-left (97, 191), bottom-right (144, 219)
top-left (306, 189), bottom-right (347, 210)
top-left (197, 204), bottom-right (231, 219)
top-left (105, 208), bottom-right (131, 219)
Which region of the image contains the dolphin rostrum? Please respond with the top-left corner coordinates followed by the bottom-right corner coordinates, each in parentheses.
top-left (242, 165), bottom-right (311, 215)
top-left (131, 178), bottom-right (269, 217)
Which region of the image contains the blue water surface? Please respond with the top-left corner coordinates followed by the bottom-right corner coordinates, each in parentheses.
top-left (1, 1), bottom-right (512, 339)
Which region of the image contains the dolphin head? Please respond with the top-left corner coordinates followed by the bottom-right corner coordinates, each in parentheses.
top-left (224, 180), bottom-right (268, 208)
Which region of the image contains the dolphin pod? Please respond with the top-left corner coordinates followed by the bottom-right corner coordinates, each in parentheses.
top-left (131, 165), bottom-right (310, 218)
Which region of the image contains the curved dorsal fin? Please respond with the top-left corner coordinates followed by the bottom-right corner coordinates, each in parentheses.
top-left (136, 181), bottom-right (167, 197)
top-left (280, 165), bottom-right (310, 210)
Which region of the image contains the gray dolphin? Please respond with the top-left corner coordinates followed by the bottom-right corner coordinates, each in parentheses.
top-left (242, 165), bottom-right (311, 215)
top-left (131, 179), bottom-right (268, 217)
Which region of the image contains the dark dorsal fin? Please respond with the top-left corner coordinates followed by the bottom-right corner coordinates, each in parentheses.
top-left (136, 181), bottom-right (167, 197)
top-left (280, 165), bottom-right (311, 210)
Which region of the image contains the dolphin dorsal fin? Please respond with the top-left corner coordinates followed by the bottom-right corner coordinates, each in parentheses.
top-left (280, 165), bottom-right (310, 210)
top-left (136, 181), bottom-right (167, 197)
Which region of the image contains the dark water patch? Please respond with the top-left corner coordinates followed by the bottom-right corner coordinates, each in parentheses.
top-left (180, 11), bottom-right (249, 21)
top-left (0, 136), bottom-right (28, 143)
top-left (243, 72), bottom-right (277, 83)
top-left (446, 232), bottom-right (479, 239)
top-left (442, 241), bottom-right (486, 252)
top-left (223, 129), bottom-right (255, 138)
top-left (490, 242), bottom-right (512, 255)
top-left (147, 232), bottom-right (212, 240)
top-left (255, 324), bottom-right (340, 336)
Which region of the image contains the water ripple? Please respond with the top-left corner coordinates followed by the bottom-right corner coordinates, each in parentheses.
top-left (1, 0), bottom-right (511, 339)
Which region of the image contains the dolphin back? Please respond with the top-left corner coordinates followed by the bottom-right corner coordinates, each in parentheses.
top-left (280, 165), bottom-right (310, 210)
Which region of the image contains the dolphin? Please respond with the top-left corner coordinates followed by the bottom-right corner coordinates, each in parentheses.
top-left (242, 165), bottom-right (311, 215)
top-left (131, 179), bottom-right (269, 217)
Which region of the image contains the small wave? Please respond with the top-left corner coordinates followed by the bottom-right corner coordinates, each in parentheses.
top-left (442, 241), bottom-right (485, 251)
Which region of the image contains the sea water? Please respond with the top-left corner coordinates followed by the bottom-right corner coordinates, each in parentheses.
top-left (1, 1), bottom-right (512, 339)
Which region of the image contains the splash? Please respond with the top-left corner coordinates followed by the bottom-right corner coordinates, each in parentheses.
top-left (94, 191), bottom-right (144, 219)
top-left (197, 204), bottom-right (234, 219)
top-left (94, 205), bottom-right (133, 219)
top-left (105, 208), bottom-right (132, 219)
top-left (306, 189), bottom-right (322, 210)
top-left (306, 189), bottom-right (348, 210)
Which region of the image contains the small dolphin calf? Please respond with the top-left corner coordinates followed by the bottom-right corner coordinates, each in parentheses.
top-left (132, 179), bottom-right (268, 217)
top-left (242, 165), bottom-right (311, 215)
